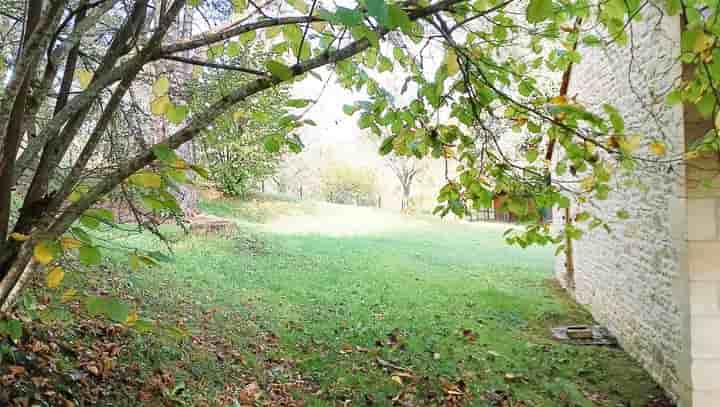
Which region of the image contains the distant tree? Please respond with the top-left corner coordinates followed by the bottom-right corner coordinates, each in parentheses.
top-left (320, 163), bottom-right (378, 206)
top-left (385, 154), bottom-right (427, 211)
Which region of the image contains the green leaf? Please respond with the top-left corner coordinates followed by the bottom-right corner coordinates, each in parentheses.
top-left (0, 319), bottom-right (22, 342)
top-left (129, 172), bottom-right (162, 188)
top-left (266, 60), bottom-right (294, 80)
top-left (79, 245), bottom-right (102, 265)
top-left (264, 135), bottom-right (282, 153)
top-left (167, 104), bottom-right (189, 124)
top-left (287, 98), bottom-right (312, 108)
top-left (87, 208), bottom-right (114, 223)
top-left (343, 104), bottom-right (358, 115)
top-left (367, 0), bottom-right (389, 27)
top-left (85, 296), bottom-right (130, 323)
top-left (239, 30), bottom-right (256, 44)
top-left (665, 89), bottom-right (682, 105)
top-left (603, 104), bottom-right (624, 133)
top-left (379, 136), bottom-right (395, 155)
top-left (233, 0), bottom-right (247, 12)
top-left (526, 0), bottom-right (554, 23)
top-left (582, 35), bottom-right (602, 46)
top-left (616, 209), bottom-right (630, 219)
top-left (227, 41), bottom-right (241, 57)
top-left (335, 7), bottom-right (363, 26)
top-left (526, 148), bottom-right (539, 163)
top-left (208, 43), bottom-right (225, 59)
top-left (190, 165), bottom-right (210, 179)
top-left (152, 144), bottom-right (176, 163)
top-left (387, 5), bottom-right (412, 32)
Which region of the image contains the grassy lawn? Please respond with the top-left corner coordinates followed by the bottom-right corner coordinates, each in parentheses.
top-left (14, 195), bottom-right (667, 406)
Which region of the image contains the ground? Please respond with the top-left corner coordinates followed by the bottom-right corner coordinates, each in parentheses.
top-left (0, 195), bottom-right (671, 406)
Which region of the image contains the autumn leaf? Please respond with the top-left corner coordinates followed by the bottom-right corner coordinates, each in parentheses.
top-left (61, 288), bottom-right (78, 303)
top-left (549, 95), bottom-right (567, 105)
top-left (445, 48), bottom-right (460, 76)
top-left (618, 134), bottom-right (642, 154)
top-left (125, 310), bottom-right (139, 326)
top-left (9, 232), bottom-right (30, 241)
top-left (33, 241), bottom-right (54, 265)
top-left (61, 236), bottom-right (83, 249)
top-left (649, 140), bottom-right (666, 157)
top-left (129, 254), bottom-right (141, 272)
top-left (46, 266), bottom-right (65, 289)
top-left (151, 96), bottom-right (171, 116)
top-left (129, 172), bottom-right (162, 188)
top-left (76, 69), bottom-right (93, 89)
top-left (152, 75), bottom-right (170, 97)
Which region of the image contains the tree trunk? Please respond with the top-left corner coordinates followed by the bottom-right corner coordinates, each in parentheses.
top-left (401, 184), bottom-right (411, 211)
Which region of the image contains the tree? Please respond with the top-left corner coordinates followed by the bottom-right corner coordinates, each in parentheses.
top-left (385, 154), bottom-right (427, 211)
top-left (0, 0), bottom-right (711, 312)
top-left (320, 163), bottom-right (378, 206)
top-left (189, 53), bottom-right (295, 197)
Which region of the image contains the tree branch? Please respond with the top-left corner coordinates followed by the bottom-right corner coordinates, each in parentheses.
top-left (158, 15), bottom-right (322, 56)
top-left (163, 54), bottom-right (269, 76)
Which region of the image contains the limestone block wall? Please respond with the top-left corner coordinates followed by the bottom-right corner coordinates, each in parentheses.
top-left (553, 12), bottom-right (690, 401)
top-left (685, 103), bottom-right (720, 404)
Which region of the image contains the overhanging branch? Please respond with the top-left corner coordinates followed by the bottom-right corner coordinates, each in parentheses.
top-left (163, 55), bottom-right (269, 76)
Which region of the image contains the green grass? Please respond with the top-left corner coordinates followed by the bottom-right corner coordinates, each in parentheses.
top-left (41, 196), bottom-right (666, 405)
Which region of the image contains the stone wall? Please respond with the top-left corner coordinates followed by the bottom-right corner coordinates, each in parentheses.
top-left (553, 12), bottom-right (690, 401)
top-left (684, 70), bottom-right (720, 404)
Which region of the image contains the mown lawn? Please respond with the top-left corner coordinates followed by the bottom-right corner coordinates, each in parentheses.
top-left (14, 196), bottom-right (668, 406)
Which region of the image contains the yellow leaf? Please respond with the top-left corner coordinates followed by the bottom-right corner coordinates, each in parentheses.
top-left (173, 158), bottom-right (187, 169)
top-left (618, 134), bottom-right (642, 153)
top-left (549, 95), bottom-right (567, 105)
top-left (129, 172), bottom-right (162, 188)
top-left (152, 76), bottom-right (170, 97)
top-left (694, 32), bottom-right (714, 54)
top-left (580, 176), bottom-right (594, 191)
top-left (125, 310), bottom-right (139, 326)
top-left (311, 22), bottom-right (327, 33)
top-left (649, 141), bottom-right (666, 157)
top-left (151, 96), bottom-right (171, 116)
top-left (61, 288), bottom-right (77, 303)
top-left (391, 375), bottom-right (403, 385)
top-left (61, 236), bottom-right (83, 249)
top-left (33, 242), bottom-right (54, 265)
top-left (445, 48), bottom-right (460, 76)
top-left (9, 232), bottom-right (30, 241)
top-left (266, 26), bottom-right (281, 39)
top-left (685, 150), bottom-right (700, 160)
top-left (46, 266), bottom-right (64, 289)
top-left (129, 254), bottom-right (141, 272)
top-left (232, 111), bottom-right (244, 122)
top-left (288, 0), bottom-right (308, 13)
top-left (76, 69), bottom-right (93, 89)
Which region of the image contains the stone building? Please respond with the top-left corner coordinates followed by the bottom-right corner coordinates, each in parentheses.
top-left (553, 10), bottom-right (719, 407)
